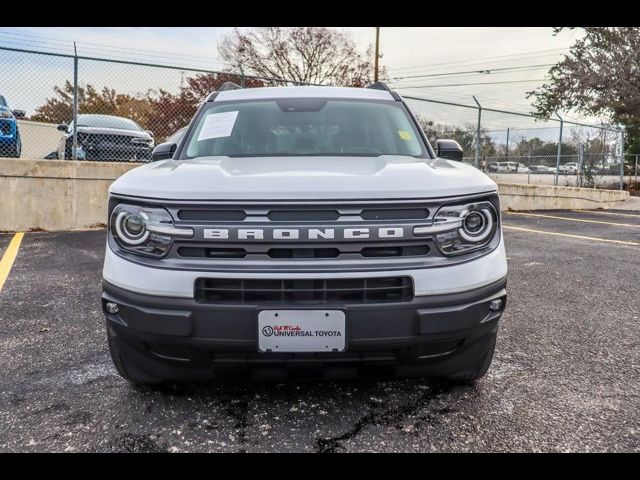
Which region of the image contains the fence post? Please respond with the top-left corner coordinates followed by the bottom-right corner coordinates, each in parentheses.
top-left (577, 143), bottom-right (584, 188)
top-left (527, 144), bottom-right (531, 184)
top-left (635, 154), bottom-right (638, 183)
top-left (72, 42), bottom-right (79, 161)
top-left (554, 112), bottom-right (563, 186)
top-left (473, 96), bottom-right (481, 169)
top-left (239, 63), bottom-right (245, 87)
top-left (505, 127), bottom-right (510, 163)
top-left (619, 126), bottom-right (625, 191)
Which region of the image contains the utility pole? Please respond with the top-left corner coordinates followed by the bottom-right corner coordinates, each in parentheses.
top-left (374, 27), bottom-right (380, 82)
top-left (473, 96), bottom-right (482, 169)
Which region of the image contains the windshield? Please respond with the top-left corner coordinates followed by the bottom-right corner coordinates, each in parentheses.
top-left (182, 98), bottom-right (427, 159)
top-left (77, 115), bottom-right (143, 131)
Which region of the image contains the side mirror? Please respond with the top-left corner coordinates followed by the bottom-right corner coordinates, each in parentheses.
top-left (151, 142), bottom-right (177, 161)
top-left (145, 130), bottom-right (154, 137)
top-left (57, 124), bottom-right (68, 132)
top-left (435, 139), bottom-right (464, 161)
top-left (12, 109), bottom-right (26, 119)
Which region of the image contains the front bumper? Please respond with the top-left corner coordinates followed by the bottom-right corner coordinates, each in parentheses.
top-left (102, 276), bottom-right (507, 380)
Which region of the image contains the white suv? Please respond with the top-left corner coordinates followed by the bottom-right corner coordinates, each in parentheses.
top-left (102, 83), bottom-right (507, 385)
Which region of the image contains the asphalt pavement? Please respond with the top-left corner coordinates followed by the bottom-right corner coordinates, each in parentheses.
top-left (0, 209), bottom-right (639, 452)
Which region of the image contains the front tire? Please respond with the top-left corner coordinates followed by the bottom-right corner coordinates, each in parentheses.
top-left (444, 332), bottom-right (497, 383)
top-left (107, 323), bottom-right (162, 386)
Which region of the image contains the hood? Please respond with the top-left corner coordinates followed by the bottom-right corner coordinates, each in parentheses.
top-left (109, 155), bottom-right (497, 201)
top-left (75, 126), bottom-right (151, 138)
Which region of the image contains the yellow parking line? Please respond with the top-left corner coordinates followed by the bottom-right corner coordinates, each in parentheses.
top-left (504, 211), bottom-right (640, 228)
top-left (571, 209), bottom-right (640, 218)
top-left (503, 225), bottom-right (640, 247)
top-left (0, 232), bottom-right (25, 293)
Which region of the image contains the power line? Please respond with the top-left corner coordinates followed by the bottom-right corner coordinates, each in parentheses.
top-left (392, 78), bottom-right (548, 89)
top-left (390, 63), bottom-right (555, 82)
top-left (389, 47), bottom-right (569, 74)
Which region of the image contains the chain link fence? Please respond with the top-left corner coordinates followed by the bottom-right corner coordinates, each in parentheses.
top-left (404, 95), bottom-right (626, 190)
top-left (0, 45), bottom-right (630, 191)
top-left (0, 46), bottom-right (275, 162)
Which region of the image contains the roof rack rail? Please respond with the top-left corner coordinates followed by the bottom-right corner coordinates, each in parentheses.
top-left (366, 82), bottom-right (401, 101)
top-left (206, 81), bottom-right (243, 102)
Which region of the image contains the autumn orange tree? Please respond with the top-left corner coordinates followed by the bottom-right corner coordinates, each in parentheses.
top-left (31, 73), bottom-right (263, 141)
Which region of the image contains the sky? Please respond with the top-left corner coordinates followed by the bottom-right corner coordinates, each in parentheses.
top-left (0, 26), bottom-right (602, 144)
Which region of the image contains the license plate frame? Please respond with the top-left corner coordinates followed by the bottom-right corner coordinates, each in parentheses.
top-left (257, 310), bottom-right (346, 353)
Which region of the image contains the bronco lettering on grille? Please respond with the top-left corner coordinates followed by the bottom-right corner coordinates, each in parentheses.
top-left (202, 227), bottom-right (406, 241)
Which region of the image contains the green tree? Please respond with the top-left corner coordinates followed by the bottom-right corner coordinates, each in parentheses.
top-left (526, 27), bottom-right (640, 157)
top-left (416, 116), bottom-right (496, 159)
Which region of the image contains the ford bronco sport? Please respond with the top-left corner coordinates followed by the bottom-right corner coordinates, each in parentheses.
top-left (102, 82), bottom-right (507, 384)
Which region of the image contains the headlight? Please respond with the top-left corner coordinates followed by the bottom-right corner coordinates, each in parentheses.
top-left (0, 110), bottom-right (14, 119)
top-left (414, 201), bottom-right (498, 256)
top-left (110, 203), bottom-right (193, 257)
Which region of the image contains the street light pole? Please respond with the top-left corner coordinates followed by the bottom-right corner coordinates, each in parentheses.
top-left (374, 27), bottom-right (380, 82)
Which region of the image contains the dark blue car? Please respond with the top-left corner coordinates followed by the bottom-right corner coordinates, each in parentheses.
top-left (0, 95), bottom-right (25, 158)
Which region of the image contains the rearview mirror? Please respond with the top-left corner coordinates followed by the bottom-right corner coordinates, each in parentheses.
top-left (57, 124), bottom-right (68, 132)
top-left (435, 139), bottom-right (464, 161)
top-left (12, 109), bottom-right (25, 119)
top-left (151, 142), bottom-right (177, 161)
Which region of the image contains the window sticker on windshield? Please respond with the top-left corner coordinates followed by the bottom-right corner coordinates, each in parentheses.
top-left (197, 111), bottom-right (239, 141)
top-left (398, 130), bottom-right (412, 140)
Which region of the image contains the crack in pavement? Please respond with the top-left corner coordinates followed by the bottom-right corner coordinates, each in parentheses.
top-left (315, 381), bottom-right (455, 453)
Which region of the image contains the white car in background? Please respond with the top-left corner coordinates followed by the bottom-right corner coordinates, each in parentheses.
top-left (488, 161), bottom-right (528, 173)
top-left (558, 162), bottom-right (578, 174)
top-left (529, 165), bottom-right (555, 174)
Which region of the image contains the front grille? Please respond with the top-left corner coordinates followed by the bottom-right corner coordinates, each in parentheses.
top-left (84, 133), bottom-right (136, 146)
top-left (178, 247), bottom-right (247, 258)
top-left (175, 204), bottom-right (430, 224)
top-left (178, 244), bottom-right (430, 259)
top-left (178, 209), bottom-right (247, 222)
top-left (361, 208), bottom-right (429, 220)
top-left (194, 276), bottom-right (414, 304)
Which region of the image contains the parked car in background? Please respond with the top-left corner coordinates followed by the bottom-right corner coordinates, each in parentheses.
top-left (529, 165), bottom-right (555, 174)
top-left (0, 95), bottom-right (25, 158)
top-left (57, 114), bottom-right (154, 162)
top-left (488, 162), bottom-right (512, 173)
top-left (558, 162), bottom-right (578, 175)
top-left (488, 161), bottom-right (525, 173)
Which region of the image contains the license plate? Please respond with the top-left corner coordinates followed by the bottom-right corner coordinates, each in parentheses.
top-left (258, 310), bottom-right (345, 353)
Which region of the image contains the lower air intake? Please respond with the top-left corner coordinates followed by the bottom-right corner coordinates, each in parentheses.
top-left (194, 277), bottom-right (414, 304)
